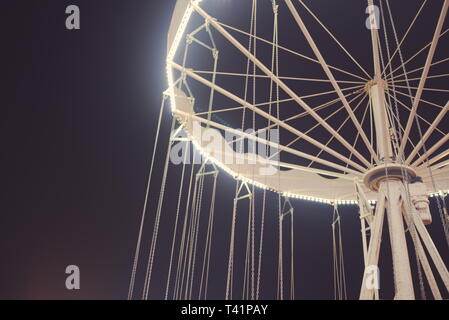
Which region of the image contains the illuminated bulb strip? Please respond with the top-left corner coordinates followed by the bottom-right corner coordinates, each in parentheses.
top-left (430, 190), bottom-right (449, 197)
top-left (167, 0), bottom-right (204, 113)
top-left (180, 122), bottom-right (448, 205)
top-left (183, 129), bottom-right (358, 206)
top-left (167, 0), bottom-right (204, 62)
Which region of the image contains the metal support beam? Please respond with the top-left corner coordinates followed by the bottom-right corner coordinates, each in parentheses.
top-left (406, 101), bottom-right (449, 165)
top-left (191, 3), bottom-right (372, 169)
top-left (385, 181), bottom-right (415, 300)
top-left (285, 0), bottom-right (379, 165)
top-left (398, 1), bottom-right (449, 159)
top-left (411, 207), bottom-right (449, 292)
top-left (171, 63), bottom-right (366, 173)
top-left (370, 85), bottom-right (393, 162)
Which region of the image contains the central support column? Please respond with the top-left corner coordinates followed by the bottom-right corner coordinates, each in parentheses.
top-left (365, 80), bottom-right (415, 299)
top-left (370, 84), bottom-right (393, 162)
top-left (382, 180), bottom-right (415, 300)
top-left (367, 0), bottom-right (394, 163)
top-left (367, 83), bottom-right (415, 298)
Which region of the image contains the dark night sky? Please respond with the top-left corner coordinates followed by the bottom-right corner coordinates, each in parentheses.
top-left (2, 0), bottom-right (173, 299)
top-left (1, 0), bottom-right (448, 300)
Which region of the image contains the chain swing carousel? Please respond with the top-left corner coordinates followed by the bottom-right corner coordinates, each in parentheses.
top-left (128, 0), bottom-right (449, 300)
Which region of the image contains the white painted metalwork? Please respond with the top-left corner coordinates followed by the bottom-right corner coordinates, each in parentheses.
top-left (128, 0), bottom-right (449, 301)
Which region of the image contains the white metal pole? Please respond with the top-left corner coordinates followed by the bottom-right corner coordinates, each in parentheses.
top-left (411, 208), bottom-right (449, 292)
top-left (370, 85), bottom-right (393, 162)
top-left (385, 181), bottom-right (415, 300)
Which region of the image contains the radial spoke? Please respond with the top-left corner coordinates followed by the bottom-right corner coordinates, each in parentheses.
top-left (172, 61), bottom-right (367, 172)
top-left (390, 73), bottom-right (449, 83)
top-left (385, 28), bottom-right (449, 79)
top-left (413, 133), bottom-right (449, 167)
top-left (232, 93), bottom-right (354, 145)
top-left (398, 0), bottom-right (449, 160)
top-left (423, 149), bottom-right (449, 167)
top-left (310, 94), bottom-right (370, 169)
top-left (344, 97), bottom-right (372, 167)
top-left (312, 94), bottom-right (368, 146)
top-left (294, 85), bottom-right (365, 100)
top-left (191, 69), bottom-right (365, 115)
top-left (203, 84), bottom-right (364, 115)
top-left (283, 91), bottom-right (361, 124)
top-left (257, 84), bottom-right (364, 107)
top-left (387, 57), bottom-right (449, 82)
top-left (195, 105), bottom-right (246, 116)
top-left (193, 70), bottom-right (365, 84)
top-left (381, 0), bottom-right (428, 76)
top-left (217, 21), bottom-right (370, 82)
top-left (393, 84), bottom-right (449, 94)
top-left (385, 91), bottom-right (445, 136)
top-left (173, 108), bottom-right (362, 176)
top-left (190, 68), bottom-right (365, 105)
top-left (349, 106), bottom-right (371, 166)
top-left (191, 3), bottom-right (373, 168)
top-left (229, 94), bottom-right (347, 146)
top-left (272, 92), bottom-right (367, 163)
top-left (275, 161), bottom-right (357, 180)
top-left (434, 159), bottom-right (449, 170)
top-left (297, 0), bottom-right (371, 79)
top-left (386, 100), bottom-right (424, 160)
top-left (406, 101), bottom-right (449, 165)
top-left (388, 87), bottom-right (445, 109)
top-left (285, 0), bottom-right (379, 164)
